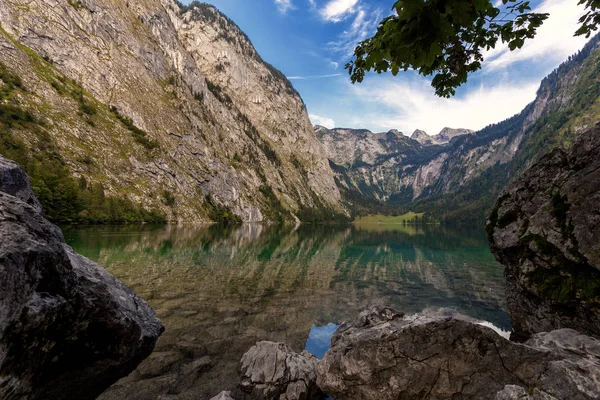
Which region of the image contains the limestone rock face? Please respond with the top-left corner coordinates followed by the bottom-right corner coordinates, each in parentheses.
top-left (0, 156), bottom-right (163, 400)
top-left (410, 127), bottom-right (475, 146)
top-left (316, 125), bottom-right (502, 206)
top-left (436, 127), bottom-right (475, 143)
top-left (0, 0), bottom-right (344, 223)
top-left (410, 129), bottom-right (434, 145)
top-left (317, 307), bottom-right (600, 400)
top-left (238, 341), bottom-right (323, 400)
top-left (487, 124), bottom-right (600, 340)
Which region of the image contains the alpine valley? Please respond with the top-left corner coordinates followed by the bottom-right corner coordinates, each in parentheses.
top-left (0, 0), bottom-right (599, 226)
top-left (317, 34), bottom-right (600, 223)
top-left (2, 1), bottom-right (600, 400)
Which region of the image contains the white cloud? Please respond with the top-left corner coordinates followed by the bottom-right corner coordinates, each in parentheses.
top-left (330, 61), bottom-right (339, 69)
top-left (326, 5), bottom-right (382, 56)
top-left (288, 73), bottom-right (342, 80)
top-left (274, 0), bottom-right (294, 14)
top-left (310, 114), bottom-right (336, 128)
top-left (308, 0), bottom-right (316, 8)
top-left (484, 0), bottom-right (588, 70)
top-left (347, 77), bottom-right (539, 135)
top-left (320, 0), bottom-right (359, 22)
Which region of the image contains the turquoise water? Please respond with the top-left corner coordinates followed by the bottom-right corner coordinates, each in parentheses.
top-left (62, 223), bottom-right (508, 400)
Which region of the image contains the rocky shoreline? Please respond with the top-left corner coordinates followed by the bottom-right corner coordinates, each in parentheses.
top-left (207, 307), bottom-right (599, 400)
top-left (0, 124), bottom-right (599, 400)
top-left (207, 124), bottom-right (600, 399)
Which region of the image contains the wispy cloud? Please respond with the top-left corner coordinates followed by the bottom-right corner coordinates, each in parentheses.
top-left (288, 73), bottom-right (342, 80)
top-left (484, 0), bottom-right (588, 70)
top-left (347, 77), bottom-right (539, 135)
top-left (310, 114), bottom-right (336, 128)
top-left (325, 4), bottom-right (383, 57)
top-left (320, 0), bottom-right (359, 22)
top-left (274, 0), bottom-right (294, 14)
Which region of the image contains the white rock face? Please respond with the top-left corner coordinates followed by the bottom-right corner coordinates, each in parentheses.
top-left (0, 0), bottom-right (344, 222)
top-left (317, 126), bottom-right (481, 203)
top-left (411, 127), bottom-right (475, 145)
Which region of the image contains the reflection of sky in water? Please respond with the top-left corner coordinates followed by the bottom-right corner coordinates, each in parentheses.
top-left (305, 323), bottom-right (339, 359)
top-left (63, 224), bottom-right (510, 399)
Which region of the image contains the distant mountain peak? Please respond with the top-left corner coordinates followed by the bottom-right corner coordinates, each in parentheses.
top-left (411, 129), bottom-right (431, 143)
top-left (437, 127), bottom-right (475, 142)
top-left (411, 127), bottom-right (474, 145)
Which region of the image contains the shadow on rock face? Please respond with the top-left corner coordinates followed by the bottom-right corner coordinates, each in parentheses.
top-left (487, 124), bottom-right (600, 341)
top-left (0, 155), bottom-right (164, 400)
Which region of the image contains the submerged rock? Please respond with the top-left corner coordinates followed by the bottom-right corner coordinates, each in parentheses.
top-left (0, 156), bottom-right (164, 400)
top-left (237, 341), bottom-right (323, 400)
top-left (487, 124), bottom-right (600, 340)
top-left (317, 307), bottom-right (600, 400)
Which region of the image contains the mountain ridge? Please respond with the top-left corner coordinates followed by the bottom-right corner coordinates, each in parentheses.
top-left (317, 33), bottom-right (600, 223)
top-left (0, 0), bottom-right (346, 223)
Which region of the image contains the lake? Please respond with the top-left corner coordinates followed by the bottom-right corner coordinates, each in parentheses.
top-left (62, 223), bottom-right (508, 400)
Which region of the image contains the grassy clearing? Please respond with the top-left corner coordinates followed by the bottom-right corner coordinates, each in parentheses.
top-left (353, 212), bottom-right (425, 225)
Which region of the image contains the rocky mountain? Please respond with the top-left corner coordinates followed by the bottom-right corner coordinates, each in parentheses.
top-left (410, 127), bottom-right (474, 145)
top-left (319, 34), bottom-right (600, 223)
top-left (316, 126), bottom-right (471, 205)
top-left (0, 0), bottom-right (344, 224)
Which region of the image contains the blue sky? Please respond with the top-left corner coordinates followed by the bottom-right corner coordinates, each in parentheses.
top-left (194, 0), bottom-right (590, 135)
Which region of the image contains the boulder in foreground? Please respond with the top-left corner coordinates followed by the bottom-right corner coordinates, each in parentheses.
top-left (238, 341), bottom-right (323, 400)
top-left (317, 307), bottom-right (600, 400)
top-left (0, 155), bottom-right (164, 400)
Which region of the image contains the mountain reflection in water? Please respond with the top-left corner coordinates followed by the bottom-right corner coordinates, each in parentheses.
top-left (62, 223), bottom-right (508, 400)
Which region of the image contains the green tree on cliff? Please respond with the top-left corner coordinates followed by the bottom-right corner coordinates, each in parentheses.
top-left (346, 0), bottom-right (600, 97)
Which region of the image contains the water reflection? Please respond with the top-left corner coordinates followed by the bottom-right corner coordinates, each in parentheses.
top-left (62, 224), bottom-right (508, 400)
top-left (306, 324), bottom-right (339, 359)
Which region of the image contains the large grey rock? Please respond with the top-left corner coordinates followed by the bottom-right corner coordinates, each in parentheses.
top-left (524, 329), bottom-right (600, 399)
top-left (0, 156), bottom-right (42, 213)
top-left (495, 329), bottom-right (600, 399)
top-left (317, 307), bottom-right (599, 400)
top-left (237, 341), bottom-right (323, 400)
top-left (487, 124), bottom-right (600, 340)
top-left (0, 173), bottom-right (163, 399)
top-left (495, 385), bottom-right (555, 400)
top-left (210, 391), bottom-right (236, 400)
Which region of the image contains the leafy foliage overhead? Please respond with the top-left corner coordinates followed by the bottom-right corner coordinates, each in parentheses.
top-left (346, 0), bottom-right (598, 97)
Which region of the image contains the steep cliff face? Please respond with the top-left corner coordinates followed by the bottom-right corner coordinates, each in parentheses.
top-left (319, 35), bottom-right (600, 222)
top-left (316, 126), bottom-right (469, 205)
top-left (487, 124), bottom-right (600, 341)
top-left (0, 0), bottom-right (343, 223)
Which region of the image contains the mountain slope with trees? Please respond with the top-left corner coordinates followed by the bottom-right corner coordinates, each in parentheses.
top-left (320, 34), bottom-right (600, 223)
top-left (0, 0), bottom-right (345, 224)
